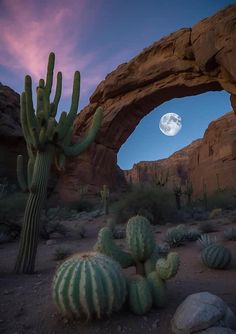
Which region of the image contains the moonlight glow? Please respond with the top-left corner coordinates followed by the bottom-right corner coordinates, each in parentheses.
top-left (159, 113), bottom-right (182, 136)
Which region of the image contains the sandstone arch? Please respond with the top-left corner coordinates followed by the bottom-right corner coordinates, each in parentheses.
top-left (57, 5), bottom-right (236, 201)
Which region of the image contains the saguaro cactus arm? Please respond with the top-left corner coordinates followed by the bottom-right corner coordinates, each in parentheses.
top-left (63, 106), bottom-right (103, 157)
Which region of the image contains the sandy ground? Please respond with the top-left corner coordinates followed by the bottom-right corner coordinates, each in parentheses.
top-left (0, 216), bottom-right (236, 334)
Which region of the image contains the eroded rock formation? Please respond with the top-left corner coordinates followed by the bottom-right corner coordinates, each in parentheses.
top-left (0, 84), bottom-right (26, 181)
top-left (189, 111), bottom-right (236, 198)
top-left (56, 5), bottom-right (236, 201)
top-left (123, 111), bottom-right (236, 198)
top-left (123, 140), bottom-right (201, 187)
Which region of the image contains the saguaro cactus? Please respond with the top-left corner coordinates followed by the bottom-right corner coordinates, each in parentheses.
top-left (14, 52), bottom-right (103, 274)
top-left (100, 184), bottom-right (110, 215)
top-left (173, 179), bottom-right (182, 210)
top-left (153, 166), bottom-right (169, 187)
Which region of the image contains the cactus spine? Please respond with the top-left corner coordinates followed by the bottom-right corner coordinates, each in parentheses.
top-left (15, 53), bottom-right (103, 274)
top-left (100, 184), bottom-right (109, 215)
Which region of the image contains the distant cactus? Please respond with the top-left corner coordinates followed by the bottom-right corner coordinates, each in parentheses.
top-left (52, 252), bottom-right (127, 319)
top-left (201, 244), bottom-right (231, 269)
top-left (100, 184), bottom-right (110, 215)
top-left (173, 179), bottom-right (182, 210)
top-left (216, 173), bottom-right (224, 192)
top-left (153, 166), bottom-right (169, 187)
top-left (202, 178), bottom-right (208, 211)
top-left (0, 177), bottom-right (8, 200)
top-left (14, 52), bottom-right (103, 274)
top-left (184, 178), bottom-right (193, 207)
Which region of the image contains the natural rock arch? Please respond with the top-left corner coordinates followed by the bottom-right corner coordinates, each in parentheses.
top-left (57, 5), bottom-right (236, 201)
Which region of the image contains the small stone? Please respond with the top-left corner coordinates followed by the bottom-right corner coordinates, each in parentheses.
top-left (152, 319), bottom-right (160, 329)
top-left (46, 239), bottom-right (56, 246)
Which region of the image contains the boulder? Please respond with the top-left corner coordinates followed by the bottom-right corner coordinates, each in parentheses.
top-left (171, 292), bottom-right (236, 333)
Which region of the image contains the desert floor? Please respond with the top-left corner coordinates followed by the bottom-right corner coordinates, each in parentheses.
top-left (0, 215), bottom-right (236, 334)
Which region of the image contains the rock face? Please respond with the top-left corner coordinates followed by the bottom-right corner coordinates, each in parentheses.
top-left (0, 84), bottom-right (26, 181)
top-left (189, 111), bottom-right (236, 197)
top-left (56, 5), bottom-right (236, 201)
top-left (123, 139), bottom-right (202, 187)
top-left (124, 111), bottom-right (236, 198)
top-left (171, 292), bottom-right (236, 334)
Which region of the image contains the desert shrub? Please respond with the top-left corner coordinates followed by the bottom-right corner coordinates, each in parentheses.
top-left (74, 224), bottom-right (87, 239)
top-left (66, 199), bottom-right (94, 213)
top-left (53, 246), bottom-right (72, 261)
top-left (209, 208), bottom-right (222, 219)
top-left (224, 227), bottom-right (236, 241)
top-left (207, 189), bottom-right (236, 210)
top-left (164, 225), bottom-right (187, 247)
top-left (112, 184), bottom-right (177, 225)
top-left (41, 220), bottom-right (67, 239)
top-left (198, 221), bottom-right (217, 233)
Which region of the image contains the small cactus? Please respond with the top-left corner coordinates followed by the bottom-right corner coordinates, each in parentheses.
top-left (201, 244), bottom-right (231, 269)
top-left (100, 185), bottom-right (110, 215)
top-left (127, 275), bottom-right (152, 315)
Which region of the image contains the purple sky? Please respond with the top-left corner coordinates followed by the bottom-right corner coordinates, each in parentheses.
top-left (0, 0), bottom-right (234, 169)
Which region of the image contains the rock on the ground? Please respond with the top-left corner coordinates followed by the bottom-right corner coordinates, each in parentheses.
top-left (171, 292), bottom-right (236, 333)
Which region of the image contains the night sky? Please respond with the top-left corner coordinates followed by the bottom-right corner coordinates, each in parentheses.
top-left (0, 0), bottom-right (233, 169)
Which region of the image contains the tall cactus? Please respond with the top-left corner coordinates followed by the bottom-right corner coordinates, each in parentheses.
top-left (173, 179), bottom-right (182, 210)
top-left (100, 184), bottom-right (110, 215)
top-left (14, 52), bottom-right (103, 274)
top-left (184, 178), bottom-right (193, 207)
top-left (153, 165), bottom-right (169, 187)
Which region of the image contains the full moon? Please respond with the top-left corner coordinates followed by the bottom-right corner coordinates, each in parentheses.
top-left (159, 113), bottom-right (182, 136)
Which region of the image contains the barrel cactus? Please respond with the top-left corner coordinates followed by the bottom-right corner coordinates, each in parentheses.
top-left (52, 252), bottom-right (127, 320)
top-left (127, 275), bottom-right (152, 315)
top-left (201, 244), bottom-right (232, 269)
top-left (14, 52), bottom-right (103, 274)
top-left (94, 227), bottom-right (134, 268)
top-left (126, 215), bottom-right (155, 262)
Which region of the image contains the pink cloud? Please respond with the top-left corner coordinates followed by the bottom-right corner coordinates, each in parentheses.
top-left (0, 0), bottom-right (138, 110)
top-left (0, 0), bottom-right (101, 97)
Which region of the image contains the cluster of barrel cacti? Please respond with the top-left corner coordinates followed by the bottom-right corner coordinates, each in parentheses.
top-left (15, 52), bottom-right (103, 274)
top-left (94, 215), bottom-right (180, 315)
